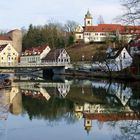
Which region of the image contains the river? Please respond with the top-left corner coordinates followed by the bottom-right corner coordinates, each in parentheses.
top-left (0, 74), bottom-right (140, 140)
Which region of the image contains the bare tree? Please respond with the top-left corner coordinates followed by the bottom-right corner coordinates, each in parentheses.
top-left (119, 0), bottom-right (140, 25)
top-left (64, 20), bottom-right (78, 33)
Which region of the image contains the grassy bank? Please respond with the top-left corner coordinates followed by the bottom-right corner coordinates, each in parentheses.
top-left (66, 43), bottom-right (107, 62)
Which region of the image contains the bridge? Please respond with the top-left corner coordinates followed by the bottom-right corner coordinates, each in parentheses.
top-left (0, 62), bottom-right (71, 74)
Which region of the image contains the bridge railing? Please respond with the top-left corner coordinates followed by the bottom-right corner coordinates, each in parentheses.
top-left (0, 62), bottom-right (70, 67)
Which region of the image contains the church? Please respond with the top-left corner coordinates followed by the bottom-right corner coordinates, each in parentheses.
top-left (75, 10), bottom-right (140, 43)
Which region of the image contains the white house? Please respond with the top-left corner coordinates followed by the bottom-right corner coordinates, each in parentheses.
top-left (0, 43), bottom-right (19, 66)
top-left (106, 47), bottom-right (133, 71)
top-left (20, 45), bottom-right (50, 64)
top-left (42, 48), bottom-right (70, 64)
top-left (129, 37), bottom-right (140, 56)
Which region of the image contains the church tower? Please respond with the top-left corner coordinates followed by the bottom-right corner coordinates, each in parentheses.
top-left (84, 10), bottom-right (93, 26)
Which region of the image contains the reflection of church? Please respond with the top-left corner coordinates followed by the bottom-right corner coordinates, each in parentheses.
top-left (74, 102), bottom-right (140, 134)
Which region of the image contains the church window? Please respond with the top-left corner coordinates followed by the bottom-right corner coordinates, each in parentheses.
top-left (88, 21), bottom-right (90, 24)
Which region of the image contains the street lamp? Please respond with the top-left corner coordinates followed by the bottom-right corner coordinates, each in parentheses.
top-left (91, 55), bottom-right (93, 62)
top-left (82, 55), bottom-right (85, 61)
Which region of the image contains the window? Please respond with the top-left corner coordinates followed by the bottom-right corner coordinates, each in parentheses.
top-left (1, 57), bottom-right (3, 60)
top-left (8, 47), bottom-right (11, 50)
top-left (13, 53), bottom-right (15, 55)
top-left (88, 21), bottom-right (90, 24)
top-left (123, 52), bottom-right (126, 59)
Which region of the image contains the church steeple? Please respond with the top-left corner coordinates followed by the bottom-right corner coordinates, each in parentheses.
top-left (84, 10), bottom-right (93, 26)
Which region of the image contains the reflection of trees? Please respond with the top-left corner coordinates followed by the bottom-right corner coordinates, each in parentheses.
top-left (22, 95), bottom-right (76, 123)
top-left (113, 120), bottom-right (140, 140)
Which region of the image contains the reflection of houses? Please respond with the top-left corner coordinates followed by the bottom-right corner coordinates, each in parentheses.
top-left (0, 44), bottom-right (19, 66)
top-left (20, 45), bottom-right (50, 64)
top-left (0, 83), bottom-right (22, 118)
top-left (20, 83), bottom-right (51, 101)
top-left (108, 83), bottom-right (132, 106)
top-left (57, 83), bottom-right (70, 98)
top-left (37, 82), bottom-right (71, 98)
top-left (9, 84), bottom-right (22, 115)
top-left (92, 81), bottom-right (133, 106)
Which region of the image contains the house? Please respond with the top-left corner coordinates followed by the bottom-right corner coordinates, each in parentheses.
top-left (75, 10), bottom-right (140, 43)
top-left (42, 48), bottom-right (70, 64)
top-left (106, 47), bottom-right (133, 71)
top-left (129, 37), bottom-right (140, 56)
top-left (20, 45), bottom-right (50, 64)
top-left (0, 29), bottom-right (22, 54)
top-left (0, 43), bottom-right (19, 66)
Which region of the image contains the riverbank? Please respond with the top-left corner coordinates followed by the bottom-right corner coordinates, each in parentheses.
top-left (65, 71), bottom-right (140, 81)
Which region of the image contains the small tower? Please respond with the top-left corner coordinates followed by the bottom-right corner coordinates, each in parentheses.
top-left (7, 29), bottom-right (22, 54)
top-left (84, 10), bottom-right (93, 26)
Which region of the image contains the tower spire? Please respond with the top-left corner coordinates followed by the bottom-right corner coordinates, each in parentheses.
top-left (84, 10), bottom-right (93, 26)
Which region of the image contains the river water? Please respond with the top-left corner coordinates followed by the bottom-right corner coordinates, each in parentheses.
top-left (0, 74), bottom-right (140, 140)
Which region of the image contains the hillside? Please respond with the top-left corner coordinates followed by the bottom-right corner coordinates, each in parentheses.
top-left (66, 43), bottom-right (107, 62)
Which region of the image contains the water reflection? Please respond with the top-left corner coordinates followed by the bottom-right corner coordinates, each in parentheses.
top-left (0, 76), bottom-right (140, 140)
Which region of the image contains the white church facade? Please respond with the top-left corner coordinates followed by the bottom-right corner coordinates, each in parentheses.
top-left (75, 11), bottom-right (140, 43)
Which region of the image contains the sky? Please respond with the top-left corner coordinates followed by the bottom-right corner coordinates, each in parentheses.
top-left (0, 0), bottom-right (123, 30)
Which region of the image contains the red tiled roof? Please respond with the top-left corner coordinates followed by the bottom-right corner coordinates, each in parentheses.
top-left (84, 24), bottom-right (140, 34)
top-left (22, 45), bottom-right (49, 56)
top-left (0, 35), bottom-right (12, 41)
top-left (43, 48), bottom-right (64, 61)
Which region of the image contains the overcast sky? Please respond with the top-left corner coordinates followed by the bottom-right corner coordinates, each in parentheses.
top-left (0, 0), bottom-right (123, 30)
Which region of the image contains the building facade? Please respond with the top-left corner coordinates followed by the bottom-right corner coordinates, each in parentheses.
top-left (75, 10), bottom-right (140, 43)
top-left (20, 45), bottom-right (50, 64)
top-left (42, 48), bottom-right (70, 64)
top-left (0, 44), bottom-right (19, 66)
top-left (105, 47), bottom-right (133, 71)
